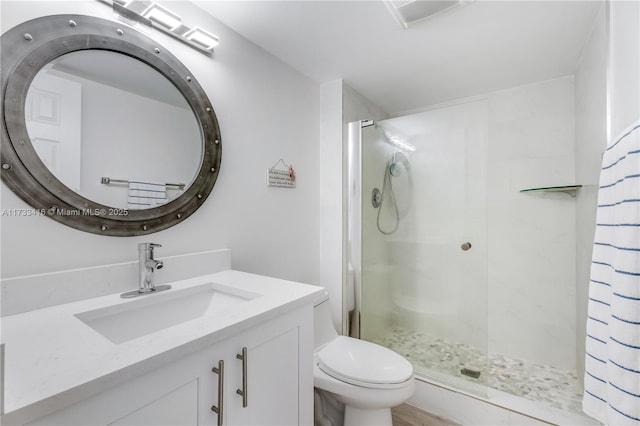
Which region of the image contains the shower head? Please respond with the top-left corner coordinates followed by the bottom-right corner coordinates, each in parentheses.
top-left (389, 151), bottom-right (411, 177)
top-left (389, 162), bottom-right (402, 177)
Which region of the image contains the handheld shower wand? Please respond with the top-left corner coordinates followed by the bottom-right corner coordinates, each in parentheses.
top-left (375, 151), bottom-right (412, 235)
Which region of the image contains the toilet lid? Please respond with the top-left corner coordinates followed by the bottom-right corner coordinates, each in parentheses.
top-left (316, 336), bottom-right (413, 387)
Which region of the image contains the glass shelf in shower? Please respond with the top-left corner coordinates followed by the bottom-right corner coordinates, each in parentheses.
top-left (520, 185), bottom-right (582, 197)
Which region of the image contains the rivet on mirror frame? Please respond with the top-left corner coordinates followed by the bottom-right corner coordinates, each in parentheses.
top-left (177, 213), bottom-right (182, 219)
top-left (142, 225), bottom-right (148, 231)
top-left (100, 225), bottom-right (108, 231)
top-left (68, 20), bottom-right (77, 28)
top-left (2, 163), bottom-right (12, 171)
top-left (206, 107), bottom-right (212, 112)
top-left (154, 48), bottom-right (160, 54)
top-left (214, 139), bottom-right (220, 145)
top-left (210, 167), bottom-right (216, 172)
top-left (117, 29), bottom-right (124, 36)
top-left (197, 194), bottom-right (203, 199)
top-left (23, 33), bottom-right (33, 41)
top-left (186, 76), bottom-right (192, 82)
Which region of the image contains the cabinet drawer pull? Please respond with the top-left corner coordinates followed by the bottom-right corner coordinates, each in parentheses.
top-left (211, 360), bottom-right (224, 426)
top-left (236, 347), bottom-right (248, 407)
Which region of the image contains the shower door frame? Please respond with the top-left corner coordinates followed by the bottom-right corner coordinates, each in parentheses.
top-left (343, 119), bottom-right (372, 338)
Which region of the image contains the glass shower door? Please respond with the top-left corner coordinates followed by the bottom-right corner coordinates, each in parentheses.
top-left (351, 101), bottom-right (489, 396)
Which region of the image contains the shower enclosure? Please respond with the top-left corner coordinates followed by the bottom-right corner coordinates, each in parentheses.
top-left (347, 96), bottom-right (585, 417)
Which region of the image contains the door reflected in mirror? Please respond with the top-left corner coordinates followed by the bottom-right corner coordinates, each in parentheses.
top-left (26, 50), bottom-right (203, 210)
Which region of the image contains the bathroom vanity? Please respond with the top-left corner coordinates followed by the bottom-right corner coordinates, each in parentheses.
top-left (0, 270), bottom-right (323, 425)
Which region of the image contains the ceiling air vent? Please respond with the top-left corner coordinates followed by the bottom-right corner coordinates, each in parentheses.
top-left (384, 0), bottom-right (470, 29)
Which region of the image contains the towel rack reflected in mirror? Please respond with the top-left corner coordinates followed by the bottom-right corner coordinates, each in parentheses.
top-left (100, 177), bottom-right (186, 190)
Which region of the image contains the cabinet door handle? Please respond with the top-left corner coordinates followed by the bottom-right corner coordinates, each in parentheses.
top-left (211, 360), bottom-right (224, 426)
top-left (236, 347), bottom-right (248, 407)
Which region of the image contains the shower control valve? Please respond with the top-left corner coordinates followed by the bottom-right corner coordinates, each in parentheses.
top-left (371, 188), bottom-right (382, 208)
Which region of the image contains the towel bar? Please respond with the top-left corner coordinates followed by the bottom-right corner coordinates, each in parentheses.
top-left (100, 177), bottom-right (185, 190)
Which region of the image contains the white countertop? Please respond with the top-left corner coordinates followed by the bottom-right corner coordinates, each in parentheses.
top-left (0, 270), bottom-right (323, 423)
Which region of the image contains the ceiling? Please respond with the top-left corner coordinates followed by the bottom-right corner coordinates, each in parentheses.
top-left (195, 0), bottom-right (603, 114)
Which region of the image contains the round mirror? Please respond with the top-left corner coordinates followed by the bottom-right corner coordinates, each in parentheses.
top-left (1, 14), bottom-right (221, 236)
top-left (26, 50), bottom-right (203, 210)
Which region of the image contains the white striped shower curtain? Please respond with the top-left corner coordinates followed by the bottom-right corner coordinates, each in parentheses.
top-left (583, 121), bottom-right (640, 425)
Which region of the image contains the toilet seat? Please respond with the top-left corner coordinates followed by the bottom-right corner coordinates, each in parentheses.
top-left (316, 336), bottom-right (413, 389)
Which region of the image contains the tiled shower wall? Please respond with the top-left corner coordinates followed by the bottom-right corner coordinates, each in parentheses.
top-left (487, 76), bottom-right (577, 370)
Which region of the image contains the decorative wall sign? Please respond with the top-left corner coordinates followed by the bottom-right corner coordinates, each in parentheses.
top-left (267, 159), bottom-right (296, 188)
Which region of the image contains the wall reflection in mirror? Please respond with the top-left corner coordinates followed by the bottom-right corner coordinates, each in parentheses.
top-left (25, 50), bottom-right (203, 210)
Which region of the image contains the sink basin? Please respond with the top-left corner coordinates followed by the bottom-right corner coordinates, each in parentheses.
top-left (75, 283), bottom-right (260, 344)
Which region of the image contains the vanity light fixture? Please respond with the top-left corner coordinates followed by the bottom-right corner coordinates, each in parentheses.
top-left (99, 0), bottom-right (219, 55)
top-left (183, 27), bottom-right (219, 51)
top-left (141, 2), bottom-right (182, 31)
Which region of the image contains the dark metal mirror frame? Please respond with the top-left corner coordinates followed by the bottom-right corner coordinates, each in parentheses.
top-left (1, 14), bottom-right (221, 236)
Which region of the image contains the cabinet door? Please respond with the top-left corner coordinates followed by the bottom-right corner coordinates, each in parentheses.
top-left (26, 376), bottom-right (201, 426)
top-left (110, 380), bottom-right (198, 426)
top-left (226, 327), bottom-right (299, 426)
top-left (26, 345), bottom-right (226, 426)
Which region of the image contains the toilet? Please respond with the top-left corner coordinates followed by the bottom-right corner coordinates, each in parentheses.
top-left (313, 292), bottom-right (415, 426)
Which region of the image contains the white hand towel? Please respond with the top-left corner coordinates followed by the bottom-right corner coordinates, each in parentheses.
top-left (127, 180), bottom-right (167, 210)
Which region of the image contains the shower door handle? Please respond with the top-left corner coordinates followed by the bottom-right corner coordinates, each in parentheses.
top-left (461, 242), bottom-right (472, 251)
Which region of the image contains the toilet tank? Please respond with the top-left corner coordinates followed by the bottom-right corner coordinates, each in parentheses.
top-left (314, 291), bottom-right (339, 350)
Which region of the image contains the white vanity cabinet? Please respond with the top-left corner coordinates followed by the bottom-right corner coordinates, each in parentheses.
top-left (23, 307), bottom-right (312, 426)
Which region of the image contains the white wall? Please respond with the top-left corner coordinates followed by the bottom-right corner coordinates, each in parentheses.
top-left (574, 3), bottom-right (607, 382)
top-left (319, 80), bottom-right (344, 330)
top-left (609, 0), bottom-right (640, 139)
top-left (0, 1), bottom-right (321, 288)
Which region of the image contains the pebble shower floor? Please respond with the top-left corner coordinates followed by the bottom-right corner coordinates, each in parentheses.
top-left (373, 327), bottom-right (583, 415)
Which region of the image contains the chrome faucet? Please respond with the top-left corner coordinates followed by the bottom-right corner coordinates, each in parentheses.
top-left (139, 243), bottom-right (163, 291)
top-left (121, 243), bottom-right (171, 298)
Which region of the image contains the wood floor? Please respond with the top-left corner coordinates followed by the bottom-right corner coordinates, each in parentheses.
top-left (391, 403), bottom-right (460, 426)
